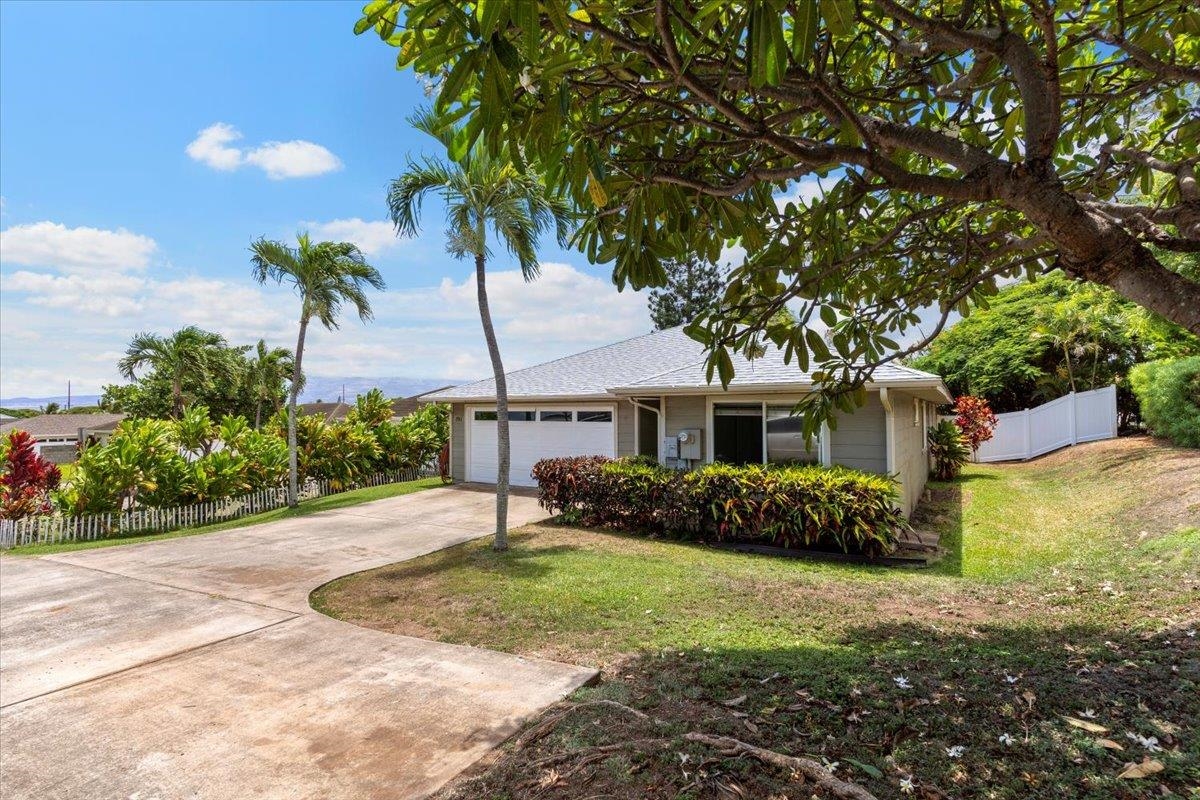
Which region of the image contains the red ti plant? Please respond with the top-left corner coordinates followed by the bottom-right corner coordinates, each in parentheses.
top-left (0, 430), bottom-right (62, 519)
top-left (953, 395), bottom-right (999, 454)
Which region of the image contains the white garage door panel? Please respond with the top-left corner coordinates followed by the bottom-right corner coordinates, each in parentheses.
top-left (468, 407), bottom-right (615, 486)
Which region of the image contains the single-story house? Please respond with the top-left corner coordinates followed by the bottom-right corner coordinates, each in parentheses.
top-left (0, 413), bottom-right (126, 464)
top-left (423, 327), bottom-right (951, 517)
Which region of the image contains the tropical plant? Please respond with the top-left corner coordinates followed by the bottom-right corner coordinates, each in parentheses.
top-left (953, 396), bottom-right (999, 455)
top-left (175, 405), bottom-right (217, 458)
top-left (246, 340), bottom-right (298, 428)
top-left (359, 0), bottom-right (1200, 438)
top-left (928, 420), bottom-right (973, 481)
top-left (1129, 356), bottom-right (1200, 448)
top-left (40, 401), bottom-right (61, 415)
top-left (531, 456), bottom-right (903, 557)
top-left (60, 419), bottom-right (185, 513)
top-left (346, 388), bottom-right (394, 428)
top-left (0, 430), bottom-right (62, 519)
top-left (118, 326), bottom-right (241, 419)
top-left (388, 109), bottom-right (572, 551)
top-left (250, 233), bottom-right (385, 506)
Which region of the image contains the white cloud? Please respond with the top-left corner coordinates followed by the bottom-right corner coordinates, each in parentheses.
top-left (2, 270), bottom-right (145, 316)
top-left (185, 122), bottom-right (341, 180)
top-left (244, 140), bottom-right (342, 180)
top-left (775, 177), bottom-right (826, 211)
top-left (0, 221), bottom-right (157, 273)
top-left (304, 218), bottom-right (398, 256)
top-left (184, 122), bottom-right (243, 171)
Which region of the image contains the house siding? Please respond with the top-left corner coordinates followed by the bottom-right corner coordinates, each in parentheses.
top-left (450, 403), bottom-right (466, 483)
top-left (829, 394), bottom-right (887, 474)
top-left (663, 395), bottom-right (706, 459)
top-left (889, 391), bottom-right (930, 517)
top-left (616, 399), bottom-right (635, 457)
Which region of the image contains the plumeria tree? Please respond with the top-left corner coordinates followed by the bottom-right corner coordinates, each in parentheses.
top-left (359, 0), bottom-right (1200, 434)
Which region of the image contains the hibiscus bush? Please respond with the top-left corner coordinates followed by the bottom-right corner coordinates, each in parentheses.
top-left (0, 430), bottom-right (62, 519)
top-left (532, 456), bottom-right (903, 557)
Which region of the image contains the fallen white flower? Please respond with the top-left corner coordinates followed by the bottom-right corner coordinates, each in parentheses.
top-left (946, 745), bottom-right (966, 758)
top-left (894, 676), bottom-right (912, 689)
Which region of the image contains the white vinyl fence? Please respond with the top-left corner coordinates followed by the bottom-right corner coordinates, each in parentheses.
top-left (0, 466), bottom-right (437, 549)
top-left (945, 385), bottom-right (1118, 463)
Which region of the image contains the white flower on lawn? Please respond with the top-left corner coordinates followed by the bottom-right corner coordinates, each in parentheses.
top-left (1080, 708), bottom-right (1097, 719)
top-left (894, 676), bottom-right (912, 689)
top-left (899, 776), bottom-right (916, 794)
top-left (1187, 629), bottom-right (1196, 638)
top-left (998, 733), bottom-right (1016, 746)
top-left (1126, 732), bottom-right (1163, 752)
top-left (946, 745), bottom-right (966, 758)
top-left (1004, 674), bottom-right (1019, 684)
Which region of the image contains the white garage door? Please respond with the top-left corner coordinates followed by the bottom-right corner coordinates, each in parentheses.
top-left (468, 406), bottom-right (616, 486)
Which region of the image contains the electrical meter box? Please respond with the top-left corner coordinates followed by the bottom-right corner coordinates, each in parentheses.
top-left (677, 429), bottom-right (703, 461)
top-left (662, 436), bottom-right (679, 460)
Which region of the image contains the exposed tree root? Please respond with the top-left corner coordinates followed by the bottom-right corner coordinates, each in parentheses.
top-left (513, 699), bottom-right (651, 751)
top-left (683, 733), bottom-right (880, 800)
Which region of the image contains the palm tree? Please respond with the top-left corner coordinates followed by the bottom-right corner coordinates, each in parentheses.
top-left (250, 233), bottom-right (385, 506)
top-left (388, 110), bottom-right (572, 551)
top-left (247, 340), bottom-right (299, 428)
top-left (118, 326), bottom-right (236, 418)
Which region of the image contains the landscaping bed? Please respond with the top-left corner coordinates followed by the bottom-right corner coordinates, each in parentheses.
top-left (313, 437), bottom-right (1200, 799)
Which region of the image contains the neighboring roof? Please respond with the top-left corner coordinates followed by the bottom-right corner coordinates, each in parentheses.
top-left (390, 387), bottom-right (453, 418)
top-left (297, 401), bottom-right (351, 421)
top-left (424, 327), bottom-right (951, 403)
top-left (0, 413), bottom-right (126, 438)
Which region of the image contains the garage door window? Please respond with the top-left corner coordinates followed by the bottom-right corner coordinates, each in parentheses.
top-left (540, 410), bottom-right (572, 422)
top-left (474, 410), bottom-right (537, 421)
top-left (578, 410), bottom-right (613, 422)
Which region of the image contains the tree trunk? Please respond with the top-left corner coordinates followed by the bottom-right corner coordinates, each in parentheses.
top-left (254, 400), bottom-right (262, 429)
top-left (475, 252), bottom-right (510, 551)
top-left (1062, 343), bottom-right (1076, 393)
top-left (172, 376), bottom-right (184, 419)
top-left (288, 315), bottom-right (309, 508)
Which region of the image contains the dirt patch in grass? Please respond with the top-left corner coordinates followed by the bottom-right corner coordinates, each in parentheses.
top-left (314, 438), bottom-right (1199, 799)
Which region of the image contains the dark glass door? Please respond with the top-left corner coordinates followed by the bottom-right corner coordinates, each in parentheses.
top-left (713, 405), bottom-right (763, 464)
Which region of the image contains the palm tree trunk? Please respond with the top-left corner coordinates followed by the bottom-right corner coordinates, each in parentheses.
top-left (1062, 344), bottom-right (1076, 393)
top-left (288, 315), bottom-right (310, 507)
top-left (254, 399), bottom-right (262, 429)
top-left (475, 253), bottom-right (509, 551)
top-left (172, 375), bottom-right (184, 419)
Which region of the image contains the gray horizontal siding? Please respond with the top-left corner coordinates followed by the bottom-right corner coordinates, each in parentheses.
top-left (830, 394), bottom-right (887, 474)
top-left (617, 400), bottom-right (635, 457)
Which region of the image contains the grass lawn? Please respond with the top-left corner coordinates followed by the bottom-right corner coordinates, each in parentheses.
top-left (9, 477), bottom-right (443, 556)
top-left (314, 437), bottom-right (1199, 800)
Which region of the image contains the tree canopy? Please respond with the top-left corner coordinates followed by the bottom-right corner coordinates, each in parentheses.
top-left (648, 255), bottom-right (725, 329)
top-left (359, 0), bottom-right (1199, 426)
top-left (912, 270), bottom-right (1199, 415)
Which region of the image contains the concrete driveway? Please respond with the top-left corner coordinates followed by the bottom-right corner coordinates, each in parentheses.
top-left (0, 485), bottom-right (596, 799)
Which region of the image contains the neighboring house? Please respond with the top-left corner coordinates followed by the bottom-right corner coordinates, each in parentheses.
top-left (0, 413), bottom-right (126, 464)
top-left (424, 327), bottom-right (951, 517)
top-left (298, 390), bottom-right (452, 425)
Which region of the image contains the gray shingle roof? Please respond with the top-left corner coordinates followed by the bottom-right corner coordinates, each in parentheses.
top-left (424, 327), bottom-right (947, 402)
top-left (0, 413), bottom-right (126, 438)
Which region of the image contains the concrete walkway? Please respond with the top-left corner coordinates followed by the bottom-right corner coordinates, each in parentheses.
top-left (0, 486), bottom-right (596, 799)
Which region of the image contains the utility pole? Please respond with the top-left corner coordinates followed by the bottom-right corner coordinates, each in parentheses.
top-left (67, 380), bottom-right (71, 411)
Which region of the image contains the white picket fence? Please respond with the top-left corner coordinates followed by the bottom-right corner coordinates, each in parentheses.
top-left (945, 385), bottom-right (1118, 463)
top-left (0, 466), bottom-right (438, 549)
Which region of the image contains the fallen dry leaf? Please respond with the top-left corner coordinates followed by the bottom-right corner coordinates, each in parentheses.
top-left (1116, 759), bottom-right (1164, 779)
top-left (1062, 715), bottom-right (1109, 734)
top-left (722, 694), bottom-right (748, 707)
top-left (1095, 738), bottom-right (1125, 751)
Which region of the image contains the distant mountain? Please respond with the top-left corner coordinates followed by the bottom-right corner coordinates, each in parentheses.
top-left (298, 376), bottom-right (465, 404)
top-left (0, 377), bottom-right (462, 411)
top-left (0, 394), bottom-right (102, 410)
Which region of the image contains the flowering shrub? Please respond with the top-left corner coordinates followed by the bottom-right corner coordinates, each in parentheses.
top-left (532, 456), bottom-right (904, 557)
top-left (0, 430), bottom-right (62, 519)
top-left (953, 395), bottom-right (999, 453)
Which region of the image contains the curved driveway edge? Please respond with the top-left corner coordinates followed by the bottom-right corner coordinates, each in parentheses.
top-left (0, 485), bottom-right (596, 800)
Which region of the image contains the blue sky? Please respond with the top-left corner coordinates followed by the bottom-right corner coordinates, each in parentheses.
top-left (0, 0), bottom-right (651, 398)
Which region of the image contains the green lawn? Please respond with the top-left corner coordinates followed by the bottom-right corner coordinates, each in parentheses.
top-left (314, 437), bottom-right (1199, 800)
top-left (9, 477), bottom-right (443, 556)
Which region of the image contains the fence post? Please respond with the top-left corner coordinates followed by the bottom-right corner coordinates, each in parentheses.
top-left (1068, 391), bottom-right (1078, 446)
top-left (1022, 410), bottom-right (1032, 460)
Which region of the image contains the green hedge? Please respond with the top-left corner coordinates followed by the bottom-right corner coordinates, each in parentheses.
top-left (1129, 356), bottom-right (1200, 448)
top-left (531, 457), bottom-right (904, 557)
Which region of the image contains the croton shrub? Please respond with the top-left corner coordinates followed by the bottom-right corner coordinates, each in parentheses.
top-left (531, 456), bottom-right (904, 557)
top-left (0, 430), bottom-right (62, 520)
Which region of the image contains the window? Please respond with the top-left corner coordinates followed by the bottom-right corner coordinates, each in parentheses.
top-left (578, 410), bottom-right (612, 422)
top-left (474, 410), bottom-right (536, 421)
top-left (713, 404), bottom-right (763, 464)
top-left (766, 406), bottom-right (819, 464)
top-left (540, 410), bottom-right (572, 422)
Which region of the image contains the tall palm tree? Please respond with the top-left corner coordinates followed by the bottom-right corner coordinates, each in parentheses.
top-left (250, 233), bottom-right (385, 506)
top-left (388, 111), bottom-right (572, 551)
top-left (118, 326), bottom-right (236, 418)
top-left (247, 340), bottom-right (299, 428)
